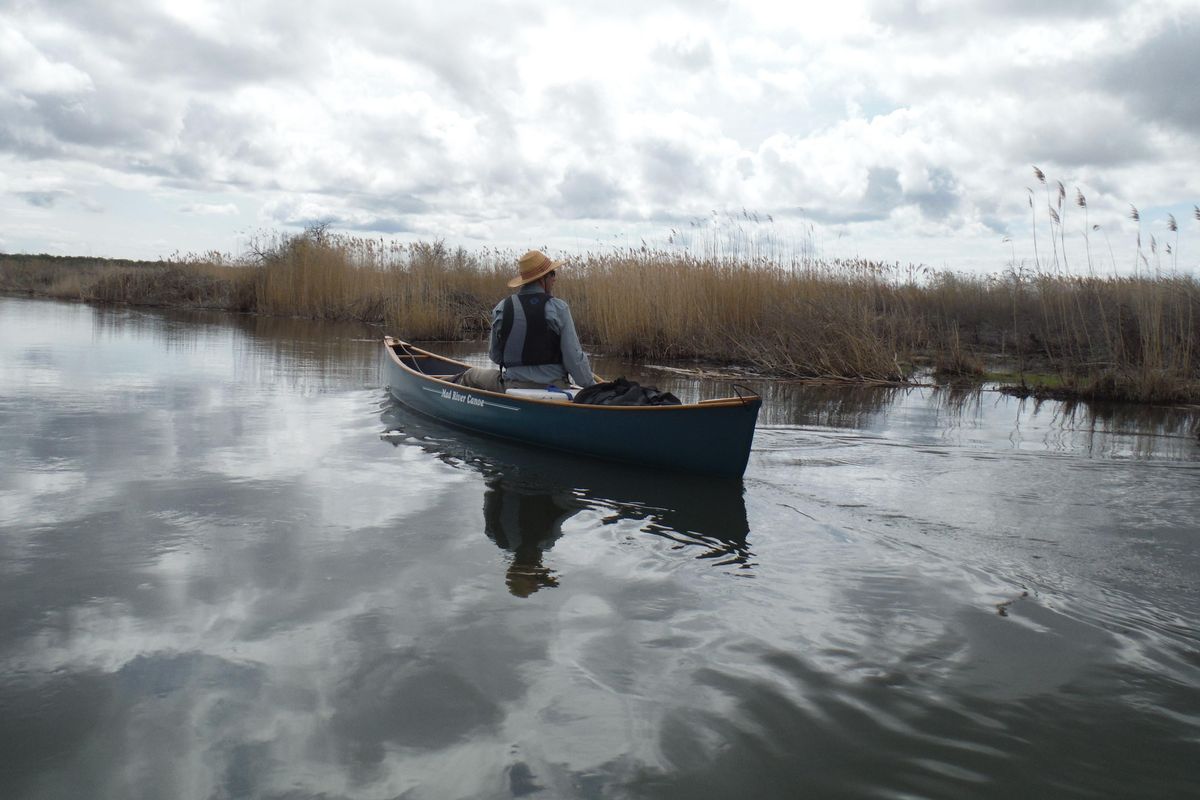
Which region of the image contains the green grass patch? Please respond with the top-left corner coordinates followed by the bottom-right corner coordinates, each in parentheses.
top-left (986, 371), bottom-right (1067, 389)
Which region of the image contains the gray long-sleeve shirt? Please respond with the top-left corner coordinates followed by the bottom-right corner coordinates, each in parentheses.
top-left (488, 285), bottom-right (595, 388)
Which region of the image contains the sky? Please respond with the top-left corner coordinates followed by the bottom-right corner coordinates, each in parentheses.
top-left (2, 0), bottom-right (1199, 274)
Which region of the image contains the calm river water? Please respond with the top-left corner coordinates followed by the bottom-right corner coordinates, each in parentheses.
top-left (1, 296), bottom-right (1198, 799)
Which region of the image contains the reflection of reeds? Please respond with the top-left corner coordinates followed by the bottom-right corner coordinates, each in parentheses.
top-left (3, 217), bottom-right (1198, 403)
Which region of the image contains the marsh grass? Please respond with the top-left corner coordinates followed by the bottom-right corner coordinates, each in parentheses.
top-left (568, 254), bottom-right (914, 380)
top-left (0, 254), bottom-right (138, 299)
top-left (248, 230), bottom-right (508, 338)
top-left (89, 263), bottom-right (258, 311)
top-left (3, 215), bottom-right (1198, 403)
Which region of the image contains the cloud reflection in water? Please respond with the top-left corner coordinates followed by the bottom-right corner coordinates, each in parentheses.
top-left (379, 400), bottom-right (753, 598)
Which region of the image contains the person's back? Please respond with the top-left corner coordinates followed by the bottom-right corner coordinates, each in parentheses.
top-left (454, 250), bottom-right (595, 392)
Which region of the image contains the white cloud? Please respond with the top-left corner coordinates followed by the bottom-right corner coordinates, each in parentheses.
top-left (0, 0), bottom-right (1197, 271)
top-left (179, 202), bottom-right (238, 215)
top-left (0, 22), bottom-right (94, 95)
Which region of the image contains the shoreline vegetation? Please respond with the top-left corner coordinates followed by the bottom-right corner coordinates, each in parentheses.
top-left (3, 221), bottom-right (1199, 406)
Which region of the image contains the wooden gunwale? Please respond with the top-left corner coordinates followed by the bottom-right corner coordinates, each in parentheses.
top-left (384, 336), bottom-right (758, 410)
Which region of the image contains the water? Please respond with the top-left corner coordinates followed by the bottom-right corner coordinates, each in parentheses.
top-left (1, 296), bottom-right (1198, 799)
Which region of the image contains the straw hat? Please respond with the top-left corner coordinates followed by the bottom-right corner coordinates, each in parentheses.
top-left (508, 250), bottom-right (565, 288)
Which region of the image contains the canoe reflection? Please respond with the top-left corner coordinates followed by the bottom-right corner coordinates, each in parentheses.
top-left (380, 400), bottom-right (752, 595)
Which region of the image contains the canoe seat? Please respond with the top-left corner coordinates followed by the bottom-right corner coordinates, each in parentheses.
top-left (505, 388), bottom-right (576, 402)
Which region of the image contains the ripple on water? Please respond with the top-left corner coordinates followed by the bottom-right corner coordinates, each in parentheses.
top-left (2, 298), bottom-right (1199, 799)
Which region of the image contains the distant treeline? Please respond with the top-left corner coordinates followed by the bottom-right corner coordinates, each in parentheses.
top-left (3, 232), bottom-right (1199, 404)
top-left (0, 253), bottom-right (164, 269)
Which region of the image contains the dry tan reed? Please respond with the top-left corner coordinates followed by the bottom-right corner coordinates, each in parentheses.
top-left (4, 225), bottom-right (1198, 403)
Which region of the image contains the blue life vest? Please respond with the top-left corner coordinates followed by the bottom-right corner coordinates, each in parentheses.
top-left (498, 292), bottom-right (561, 368)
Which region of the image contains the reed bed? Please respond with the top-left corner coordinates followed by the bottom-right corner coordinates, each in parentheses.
top-left (569, 253), bottom-right (915, 380)
top-left (248, 230), bottom-right (508, 339)
top-left (3, 222), bottom-right (1198, 403)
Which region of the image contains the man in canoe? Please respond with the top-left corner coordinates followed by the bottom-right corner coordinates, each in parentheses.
top-left (454, 249), bottom-right (597, 392)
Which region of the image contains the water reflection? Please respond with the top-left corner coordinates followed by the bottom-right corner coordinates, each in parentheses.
top-left (483, 478), bottom-right (574, 596)
top-left (930, 385), bottom-right (1200, 460)
top-left (379, 400), bottom-right (752, 595)
top-left (748, 381), bottom-right (904, 427)
top-left (228, 313), bottom-right (383, 391)
top-left (1047, 396), bottom-right (1200, 456)
top-left (86, 303), bottom-right (384, 392)
top-left (4, 298), bottom-right (1200, 798)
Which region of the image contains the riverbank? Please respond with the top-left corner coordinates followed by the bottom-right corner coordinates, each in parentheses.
top-left (3, 231), bottom-right (1198, 404)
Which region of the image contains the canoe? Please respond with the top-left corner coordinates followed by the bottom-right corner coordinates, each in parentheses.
top-left (382, 337), bottom-right (762, 478)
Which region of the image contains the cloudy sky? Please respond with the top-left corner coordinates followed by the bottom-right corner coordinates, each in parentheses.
top-left (2, 0), bottom-right (1198, 273)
